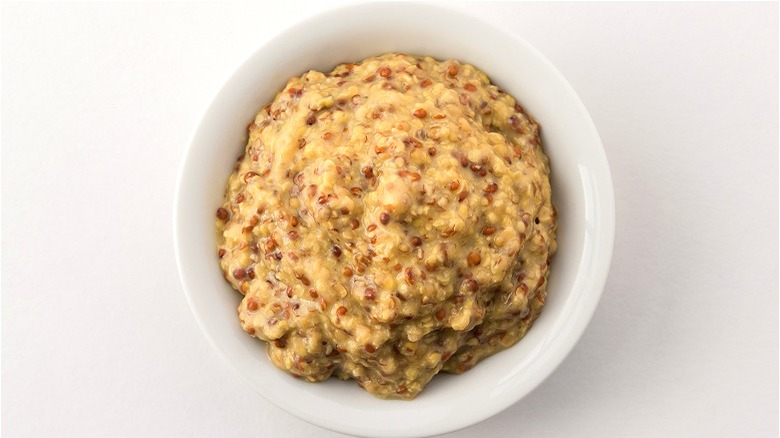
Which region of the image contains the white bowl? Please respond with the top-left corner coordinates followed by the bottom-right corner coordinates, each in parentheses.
top-left (174, 2), bottom-right (614, 437)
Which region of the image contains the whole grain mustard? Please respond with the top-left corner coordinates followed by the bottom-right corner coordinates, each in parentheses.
top-left (216, 53), bottom-right (557, 399)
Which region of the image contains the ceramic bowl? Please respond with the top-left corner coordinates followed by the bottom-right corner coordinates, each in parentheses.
top-left (174, 3), bottom-right (614, 436)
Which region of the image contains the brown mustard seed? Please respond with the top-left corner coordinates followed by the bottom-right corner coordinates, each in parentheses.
top-left (509, 115), bottom-right (523, 132)
top-left (428, 147), bottom-right (437, 156)
top-left (217, 248), bottom-right (226, 258)
top-left (236, 194), bottom-right (245, 203)
top-left (332, 245), bottom-right (342, 257)
top-left (466, 278), bottom-right (479, 292)
top-left (413, 108), bottom-right (427, 118)
top-left (411, 236), bottom-right (422, 247)
top-left (482, 226), bottom-right (496, 236)
top-left (342, 267), bottom-right (354, 277)
top-left (233, 268), bottom-right (246, 280)
top-left (367, 223), bottom-right (377, 232)
top-left (243, 171), bottom-right (259, 183)
top-left (365, 344), bottom-right (376, 353)
top-left (290, 216), bottom-right (299, 227)
top-left (448, 65), bottom-right (459, 76)
top-left (458, 190), bottom-right (469, 202)
top-left (351, 219), bottom-right (360, 229)
top-left (464, 83), bottom-right (477, 92)
top-left (404, 267), bottom-right (415, 285)
top-left (322, 131), bottom-right (332, 140)
top-left (246, 298), bottom-right (258, 311)
top-left (379, 211), bottom-right (391, 225)
top-left (378, 66), bottom-right (392, 77)
top-left (435, 308), bottom-right (446, 321)
top-left (306, 115), bottom-right (316, 125)
top-left (420, 79), bottom-right (432, 87)
top-left (449, 180), bottom-right (460, 191)
top-left (337, 306), bottom-right (348, 316)
top-left (467, 252), bottom-right (481, 266)
top-left (364, 288), bottom-right (376, 300)
top-left (362, 165), bottom-right (374, 179)
top-left (485, 182), bottom-right (498, 193)
top-left (274, 339), bottom-right (286, 348)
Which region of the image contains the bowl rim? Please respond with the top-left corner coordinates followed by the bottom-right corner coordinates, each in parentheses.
top-left (173, 2), bottom-right (615, 436)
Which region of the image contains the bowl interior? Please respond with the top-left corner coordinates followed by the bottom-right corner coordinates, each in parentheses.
top-left (174, 3), bottom-right (614, 437)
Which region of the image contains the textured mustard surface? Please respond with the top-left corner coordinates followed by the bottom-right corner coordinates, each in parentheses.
top-left (216, 53), bottom-right (557, 399)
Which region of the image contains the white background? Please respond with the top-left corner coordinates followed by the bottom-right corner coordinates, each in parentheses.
top-left (2, 2), bottom-right (778, 437)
